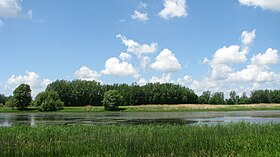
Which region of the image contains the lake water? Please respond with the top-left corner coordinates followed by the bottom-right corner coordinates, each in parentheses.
top-left (1, 110), bottom-right (280, 127)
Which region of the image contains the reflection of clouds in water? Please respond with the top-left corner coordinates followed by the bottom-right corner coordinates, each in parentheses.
top-left (30, 115), bottom-right (35, 126)
top-left (1, 111), bottom-right (280, 127)
top-left (0, 121), bottom-right (11, 127)
top-left (0, 114), bottom-right (12, 127)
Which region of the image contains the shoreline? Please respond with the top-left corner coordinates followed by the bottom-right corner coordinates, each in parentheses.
top-left (1, 104), bottom-right (280, 113)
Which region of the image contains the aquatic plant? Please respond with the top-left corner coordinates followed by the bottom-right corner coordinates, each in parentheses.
top-left (0, 123), bottom-right (280, 156)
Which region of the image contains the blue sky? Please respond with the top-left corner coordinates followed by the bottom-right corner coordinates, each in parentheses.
top-left (1, 0), bottom-right (280, 96)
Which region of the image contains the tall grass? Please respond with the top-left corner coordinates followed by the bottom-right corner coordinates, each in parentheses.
top-left (1, 123), bottom-right (280, 156)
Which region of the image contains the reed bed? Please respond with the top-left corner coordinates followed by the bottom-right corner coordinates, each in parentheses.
top-left (1, 123), bottom-right (280, 157)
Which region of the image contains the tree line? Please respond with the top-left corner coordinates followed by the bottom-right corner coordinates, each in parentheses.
top-left (1, 80), bottom-right (280, 111)
top-left (45, 80), bottom-right (198, 106)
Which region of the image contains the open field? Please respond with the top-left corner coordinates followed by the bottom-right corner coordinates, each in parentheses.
top-left (1, 123), bottom-right (280, 157)
top-left (1, 104), bottom-right (280, 113)
top-left (122, 104), bottom-right (280, 112)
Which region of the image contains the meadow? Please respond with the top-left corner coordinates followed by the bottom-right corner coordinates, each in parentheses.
top-left (1, 104), bottom-right (280, 113)
top-left (1, 123), bottom-right (280, 157)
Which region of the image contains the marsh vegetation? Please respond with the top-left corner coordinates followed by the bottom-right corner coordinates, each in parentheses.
top-left (1, 123), bottom-right (280, 157)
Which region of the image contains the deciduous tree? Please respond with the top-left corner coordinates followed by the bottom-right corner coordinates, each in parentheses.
top-left (13, 84), bottom-right (32, 110)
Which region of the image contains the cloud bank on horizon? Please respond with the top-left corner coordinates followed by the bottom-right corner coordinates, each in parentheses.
top-left (1, 0), bottom-right (280, 96)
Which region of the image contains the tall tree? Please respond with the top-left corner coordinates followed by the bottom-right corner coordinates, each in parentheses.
top-left (209, 92), bottom-right (225, 104)
top-left (239, 92), bottom-right (250, 104)
top-left (13, 84), bottom-right (32, 110)
top-left (198, 91), bottom-right (211, 104)
top-left (102, 90), bottom-right (123, 111)
top-left (227, 91), bottom-right (239, 105)
top-left (250, 90), bottom-right (270, 104)
top-left (269, 90), bottom-right (280, 103)
top-left (46, 80), bottom-right (73, 106)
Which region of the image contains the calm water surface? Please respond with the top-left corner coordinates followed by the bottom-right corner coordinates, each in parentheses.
top-left (1, 110), bottom-right (280, 127)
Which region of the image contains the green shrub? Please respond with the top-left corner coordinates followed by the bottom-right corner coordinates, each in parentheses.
top-left (102, 90), bottom-right (123, 111)
top-left (5, 97), bottom-right (16, 109)
top-left (33, 91), bottom-right (64, 111)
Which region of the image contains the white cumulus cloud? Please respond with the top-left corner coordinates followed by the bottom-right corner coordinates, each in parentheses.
top-left (177, 75), bottom-right (193, 86)
top-left (150, 48), bottom-right (181, 72)
top-left (74, 66), bottom-right (101, 81)
top-left (239, 0), bottom-right (280, 12)
top-left (228, 64), bottom-right (278, 83)
top-left (204, 30), bottom-right (256, 80)
top-left (211, 45), bottom-right (247, 65)
top-left (101, 57), bottom-right (137, 77)
top-left (4, 71), bottom-right (51, 96)
top-left (0, 0), bottom-right (32, 18)
top-left (131, 10), bottom-right (149, 22)
top-left (116, 34), bottom-right (157, 55)
top-left (0, 0), bottom-right (32, 27)
top-left (210, 64), bottom-right (233, 79)
top-left (252, 48), bottom-right (280, 66)
top-left (241, 29), bottom-right (256, 47)
top-left (205, 45), bottom-right (245, 79)
top-left (0, 0), bottom-right (22, 18)
top-left (159, 0), bottom-right (187, 20)
top-left (140, 56), bottom-right (151, 70)
top-left (119, 52), bottom-right (132, 61)
top-left (228, 48), bottom-right (280, 83)
top-left (150, 73), bottom-right (173, 83)
top-left (117, 34), bottom-right (158, 70)
top-left (137, 78), bottom-right (147, 86)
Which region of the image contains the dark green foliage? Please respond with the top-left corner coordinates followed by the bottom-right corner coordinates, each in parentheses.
top-left (44, 79), bottom-right (280, 106)
top-left (46, 80), bottom-right (103, 106)
top-left (102, 90), bottom-right (123, 111)
top-left (251, 89), bottom-right (270, 103)
top-left (238, 92), bottom-right (251, 104)
top-left (33, 91), bottom-right (64, 111)
top-left (47, 80), bottom-right (198, 106)
top-left (250, 89), bottom-right (280, 104)
top-left (1, 123), bottom-right (280, 157)
top-left (198, 91), bottom-right (211, 104)
top-left (209, 92), bottom-right (225, 104)
top-left (70, 80), bottom-right (103, 106)
top-left (13, 84), bottom-right (32, 110)
top-left (0, 94), bottom-right (8, 105)
top-left (226, 91), bottom-right (240, 105)
top-left (269, 90), bottom-right (280, 103)
top-left (45, 80), bottom-right (73, 106)
top-left (142, 83), bottom-right (198, 104)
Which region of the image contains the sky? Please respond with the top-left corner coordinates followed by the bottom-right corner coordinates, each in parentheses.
top-left (0, 0), bottom-right (280, 97)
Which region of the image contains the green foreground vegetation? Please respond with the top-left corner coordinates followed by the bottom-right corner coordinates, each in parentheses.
top-left (1, 123), bottom-right (280, 157)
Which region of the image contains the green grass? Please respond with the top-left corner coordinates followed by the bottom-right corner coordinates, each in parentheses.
top-left (1, 123), bottom-right (280, 156)
top-left (53, 105), bottom-right (280, 112)
top-left (0, 107), bottom-right (38, 113)
top-left (123, 106), bottom-right (280, 112)
top-left (1, 105), bottom-right (280, 113)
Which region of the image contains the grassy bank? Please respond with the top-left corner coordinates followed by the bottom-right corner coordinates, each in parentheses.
top-left (1, 104), bottom-right (280, 113)
top-left (0, 123), bottom-right (280, 156)
top-left (52, 104), bottom-right (280, 112)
